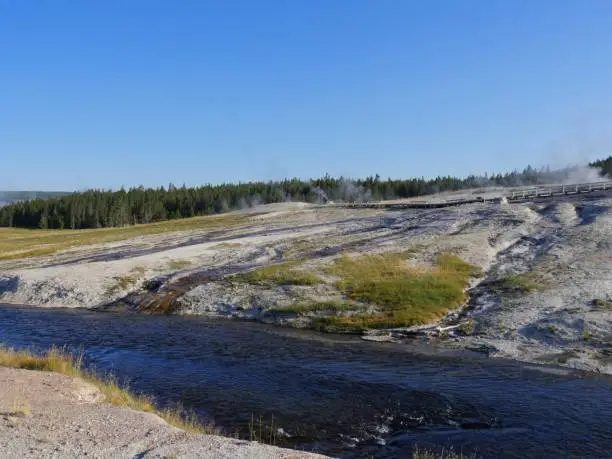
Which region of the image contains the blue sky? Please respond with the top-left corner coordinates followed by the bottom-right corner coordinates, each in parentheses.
top-left (2, 1), bottom-right (612, 190)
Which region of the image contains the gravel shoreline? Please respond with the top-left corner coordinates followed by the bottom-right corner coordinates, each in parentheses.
top-left (0, 366), bottom-right (328, 458)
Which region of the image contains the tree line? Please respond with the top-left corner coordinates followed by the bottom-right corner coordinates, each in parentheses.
top-left (590, 156), bottom-right (612, 177)
top-left (1, 159), bottom-right (610, 230)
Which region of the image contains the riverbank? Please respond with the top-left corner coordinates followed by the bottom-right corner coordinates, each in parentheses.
top-left (2, 195), bottom-right (612, 374)
top-left (0, 349), bottom-right (328, 458)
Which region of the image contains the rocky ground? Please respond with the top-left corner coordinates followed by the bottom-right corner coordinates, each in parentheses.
top-left (1, 191), bottom-right (612, 374)
top-left (0, 366), bottom-right (327, 458)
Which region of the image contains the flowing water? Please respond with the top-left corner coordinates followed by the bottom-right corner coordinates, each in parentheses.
top-left (1, 304), bottom-right (611, 458)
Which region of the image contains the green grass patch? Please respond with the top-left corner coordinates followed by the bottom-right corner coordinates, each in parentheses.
top-left (271, 300), bottom-right (361, 315)
top-left (167, 259), bottom-right (193, 270)
top-left (493, 272), bottom-right (543, 294)
top-left (322, 252), bottom-right (482, 329)
top-left (0, 213), bottom-right (247, 261)
top-left (436, 253), bottom-right (483, 278)
top-left (233, 262), bottom-right (322, 286)
top-left (0, 345), bottom-right (218, 434)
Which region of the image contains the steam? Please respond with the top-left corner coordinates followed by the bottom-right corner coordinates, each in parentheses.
top-left (310, 187), bottom-right (329, 204)
top-left (309, 180), bottom-right (374, 203)
top-left (541, 119), bottom-right (612, 184)
top-left (335, 179), bottom-right (373, 202)
top-left (551, 164), bottom-right (606, 185)
top-left (237, 197), bottom-right (249, 210)
top-left (236, 193), bottom-right (264, 210)
top-left (250, 194), bottom-right (263, 206)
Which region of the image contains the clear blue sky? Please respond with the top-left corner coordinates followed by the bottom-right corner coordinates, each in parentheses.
top-left (2, 1), bottom-right (612, 191)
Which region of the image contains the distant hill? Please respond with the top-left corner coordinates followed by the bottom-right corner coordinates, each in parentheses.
top-left (0, 191), bottom-right (72, 207)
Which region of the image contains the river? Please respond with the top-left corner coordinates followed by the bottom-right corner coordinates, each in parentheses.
top-left (1, 304), bottom-right (611, 458)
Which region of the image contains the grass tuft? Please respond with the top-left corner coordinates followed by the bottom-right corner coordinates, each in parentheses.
top-left (105, 266), bottom-right (146, 296)
top-left (321, 252), bottom-right (482, 329)
top-left (436, 253), bottom-right (483, 279)
top-left (458, 318), bottom-right (476, 335)
top-left (412, 446), bottom-right (478, 459)
top-left (11, 399), bottom-right (31, 417)
top-left (271, 300), bottom-right (362, 315)
top-left (233, 262), bottom-right (322, 286)
top-left (249, 413), bottom-right (279, 445)
top-left (105, 275), bottom-right (139, 296)
top-left (493, 272), bottom-right (543, 294)
top-left (0, 345), bottom-right (83, 375)
top-left (0, 345), bottom-right (218, 435)
top-left (167, 259), bottom-right (193, 270)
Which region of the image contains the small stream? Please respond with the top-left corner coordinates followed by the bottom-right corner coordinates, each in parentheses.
top-left (1, 304), bottom-right (611, 458)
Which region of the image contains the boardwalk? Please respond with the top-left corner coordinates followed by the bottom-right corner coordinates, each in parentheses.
top-left (331, 181), bottom-right (612, 210)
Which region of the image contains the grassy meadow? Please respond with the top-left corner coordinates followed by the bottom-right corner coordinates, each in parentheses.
top-left (0, 213), bottom-right (247, 261)
top-left (314, 252), bottom-right (482, 330)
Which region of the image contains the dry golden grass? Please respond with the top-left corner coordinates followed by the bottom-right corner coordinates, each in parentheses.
top-left (0, 213), bottom-right (247, 261)
top-left (0, 346), bottom-right (218, 435)
top-left (412, 447), bottom-right (478, 459)
top-left (0, 345), bottom-right (83, 375)
top-left (319, 252), bottom-right (482, 330)
top-left (11, 399), bottom-right (31, 417)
